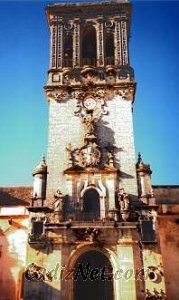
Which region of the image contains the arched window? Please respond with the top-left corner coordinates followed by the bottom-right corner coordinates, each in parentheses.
top-left (63, 35), bottom-right (73, 67)
top-left (83, 188), bottom-right (100, 221)
top-left (105, 32), bottom-right (114, 65)
top-left (82, 26), bottom-right (97, 66)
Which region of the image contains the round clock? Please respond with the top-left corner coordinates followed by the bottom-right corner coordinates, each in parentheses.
top-left (83, 97), bottom-right (96, 110)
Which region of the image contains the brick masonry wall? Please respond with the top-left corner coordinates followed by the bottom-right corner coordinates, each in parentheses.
top-left (46, 95), bottom-right (138, 203)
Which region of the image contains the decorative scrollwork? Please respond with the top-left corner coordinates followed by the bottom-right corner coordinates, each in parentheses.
top-left (115, 87), bottom-right (134, 100)
top-left (74, 92), bottom-right (108, 121)
top-left (145, 289), bottom-right (167, 300)
top-left (46, 90), bottom-right (69, 102)
top-left (73, 228), bottom-right (100, 242)
top-left (64, 22), bottom-right (73, 33)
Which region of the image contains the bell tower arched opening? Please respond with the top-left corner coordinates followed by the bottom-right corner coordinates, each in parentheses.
top-left (105, 32), bottom-right (115, 65)
top-left (64, 35), bottom-right (73, 67)
top-left (82, 26), bottom-right (97, 66)
top-left (74, 250), bottom-right (114, 300)
top-left (83, 188), bottom-right (100, 221)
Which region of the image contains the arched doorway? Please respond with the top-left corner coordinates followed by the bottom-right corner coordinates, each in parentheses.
top-left (74, 250), bottom-right (114, 300)
top-left (83, 188), bottom-right (100, 221)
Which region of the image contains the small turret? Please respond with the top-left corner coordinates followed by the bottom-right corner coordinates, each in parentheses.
top-left (136, 152), bottom-right (154, 204)
top-left (32, 155), bottom-right (47, 201)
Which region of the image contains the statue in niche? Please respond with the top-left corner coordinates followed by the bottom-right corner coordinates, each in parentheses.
top-left (83, 114), bottom-right (96, 139)
top-left (118, 189), bottom-right (130, 211)
top-left (117, 188), bottom-right (130, 221)
top-left (53, 189), bottom-right (63, 223)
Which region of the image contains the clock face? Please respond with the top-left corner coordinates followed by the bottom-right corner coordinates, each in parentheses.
top-left (83, 97), bottom-right (96, 110)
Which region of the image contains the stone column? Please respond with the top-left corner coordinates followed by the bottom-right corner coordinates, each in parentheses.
top-left (96, 17), bottom-right (104, 67)
top-left (73, 18), bottom-right (81, 67)
top-left (121, 19), bottom-right (129, 65)
top-left (114, 18), bottom-right (129, 66)
top-left (114, 18), bottom-right (122, 66)
top-left (50, 20), bottom-right (58, 69)
top-left (57, 19), bottom-right (64, 69)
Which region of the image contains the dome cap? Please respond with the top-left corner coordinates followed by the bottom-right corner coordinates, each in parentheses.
top-left (32, 155), bottom-right (47, 176)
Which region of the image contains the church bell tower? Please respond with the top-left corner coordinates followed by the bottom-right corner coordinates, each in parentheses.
top-left (25, 2), bottom-right (167, 300)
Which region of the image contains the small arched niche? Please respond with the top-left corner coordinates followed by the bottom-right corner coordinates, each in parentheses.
top-left (82, 26), bottom-right (97, 66)
top-left (83, 188), bottom-right (100, 221)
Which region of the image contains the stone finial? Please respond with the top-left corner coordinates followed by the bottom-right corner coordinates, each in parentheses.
top-left (42, 154), bottom-right (46, 164)
top-left (136, 152), bottom-right (152, 175)
top-left (137, 152), bottom-right (143, 164)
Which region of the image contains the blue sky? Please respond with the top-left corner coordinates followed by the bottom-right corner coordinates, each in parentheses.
top-left (0, 1), bottom-right (178, 186)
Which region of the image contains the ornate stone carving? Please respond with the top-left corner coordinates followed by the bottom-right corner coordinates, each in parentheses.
top-left (81, 66), bottom-right (97, 86)
top-left (115, 86), bottom-right (134, 100)
top-left (74, 93), bottom-right (108, 121)
top-left (73, 228), bottom-right (100, 242)
top-left (46, 90), bottom-right (69, 102)
top-left (105, 67), bottom-right (116, 85)
top-left (66, 144), bottom-right (81, 168)
top-left (66, 115), bottom-right (101, 169)
top-left (145, 289), bottom-right (167, 300)
top-left (64, 21), bottom-right (73, 35)
top-left (81, 142), bottom-right (101, 168)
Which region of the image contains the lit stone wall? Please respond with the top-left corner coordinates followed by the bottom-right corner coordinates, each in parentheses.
top-left (46, 95), bottom-right (138, 203)
top-left (116, 245), bottom-right (137, 300)
top-left (46, 98), bottom-right (84, 202)
top-left (98, 95), bottom-right (138, 197)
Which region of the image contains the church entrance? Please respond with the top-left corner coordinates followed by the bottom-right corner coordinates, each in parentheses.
top-left (74, 250), bottom-right (114, 300)
top-left (83, 189), bottom-right (100, 221)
